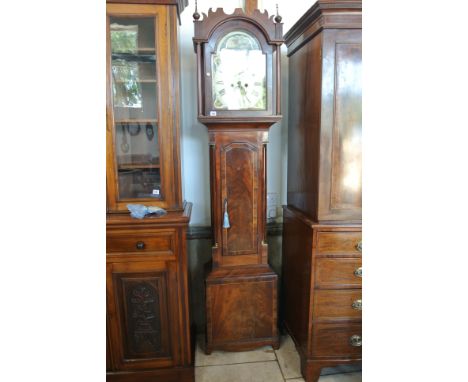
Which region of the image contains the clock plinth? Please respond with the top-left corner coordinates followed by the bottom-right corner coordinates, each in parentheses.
top-left (205, 264), bottom-right (279, 354)
top-left (193, 5), bottom-right (284, 353)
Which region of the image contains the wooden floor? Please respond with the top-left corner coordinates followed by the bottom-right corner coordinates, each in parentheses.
top-left (195, 334), bottom-right (362, 382)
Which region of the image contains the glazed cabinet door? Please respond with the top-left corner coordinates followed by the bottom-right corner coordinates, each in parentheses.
top-left (106, 260), bottom-right (181, 371)
top-left (209, 131), bottom-right (268, 267)
top-left (106, 4), bottom-right (181, 212)
top-left (318, 29), bottom-right (362, 221)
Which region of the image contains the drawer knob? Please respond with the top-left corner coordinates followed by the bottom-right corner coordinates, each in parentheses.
top-left (355, 241), bottom-right (362, 252)
top-left (136, 241), bottom-right (145, 250)
top-left (351, 299), bottom-right (362, 310)
top-left (349, 335), bottom-right (362, 347)
top-left (354, 267), bottom-right (362, 278)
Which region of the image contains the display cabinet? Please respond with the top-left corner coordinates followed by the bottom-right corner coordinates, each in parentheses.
top-left (106, 1), bottom-right (184, 213)
top-left (106, 1), bottom-right (193, 381)
top-left (281, 1), bottom-right (362, 381)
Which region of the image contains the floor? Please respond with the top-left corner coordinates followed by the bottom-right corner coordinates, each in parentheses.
top-left (195, 335), bottom-right (362, 382)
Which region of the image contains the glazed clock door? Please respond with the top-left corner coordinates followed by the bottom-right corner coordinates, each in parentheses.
top-left (211, 31), bottom-right (267, 110)
top-left (106, 261), bottom-right (181, 370)
top-left (203, 21), bottom-right (275, 118)
top-left (210, 131), bottom-right (268, 267)
top-left (106, 4), bottom-right (181, 212)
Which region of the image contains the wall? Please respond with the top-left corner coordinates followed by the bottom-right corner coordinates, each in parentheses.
top-left (178, 0), bottom-right (315, 332)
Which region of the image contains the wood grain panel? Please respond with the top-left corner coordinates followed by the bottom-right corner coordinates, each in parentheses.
top-left (316, 231), bottom-right (361, 255)
top-left (311, 322), bottom-right (362, 358)
top-left (107, 231), bottom-right (175, 253)
top-left (317, 29), bottom-right (362, 221)
top-left (286, 33), bottom-right (322, 220)
top-left (207, 278), bottom-right (276, 344)
top-left (221, 142), bottom-right (258, 256)
top-left (330, 42), bottom-right (362, 210)
top-left (313, 289), bottom-right (362, 320)
top-left (281, 208), bottom-right (313, 353)
top-left (315, 258), bottom-right (362, 289)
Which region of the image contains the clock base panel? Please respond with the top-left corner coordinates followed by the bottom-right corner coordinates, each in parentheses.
top-left (205, 265), bottom-right (279, 353)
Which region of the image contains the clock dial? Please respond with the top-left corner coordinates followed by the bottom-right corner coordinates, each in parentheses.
top-left (212, 31), bottom-right (266, 110)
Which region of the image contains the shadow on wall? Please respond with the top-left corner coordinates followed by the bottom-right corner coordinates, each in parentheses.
top-left (187, 228), bottom-right (283, 334)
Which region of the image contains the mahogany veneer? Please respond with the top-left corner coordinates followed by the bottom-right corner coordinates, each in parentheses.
top-left (282, 2), bottom-right (362, 381)
top-left (205, 265), bottom-right (279, 353)
top-left (203, 125), bottom-right (280, 353)
top-left (282, 207), bottom-right (362, 382)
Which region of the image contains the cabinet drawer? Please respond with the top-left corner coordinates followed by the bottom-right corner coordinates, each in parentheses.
top-left (315, 258), bottom-right (362, 288)
top-left (313, 290), bottom-right (362, 319)
top-left (107, 231), bottom-right (175, 254)
top-left (316, 231), bottom-right (362, 255)
top-left (311, 323), bottom-right (362, 358)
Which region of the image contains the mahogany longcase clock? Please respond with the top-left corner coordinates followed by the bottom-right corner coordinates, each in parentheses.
top-left (193, 0), bottom-right (283, 353)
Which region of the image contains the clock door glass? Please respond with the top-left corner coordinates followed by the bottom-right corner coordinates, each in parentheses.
top-left (212, 31), bottom-right (266, 110)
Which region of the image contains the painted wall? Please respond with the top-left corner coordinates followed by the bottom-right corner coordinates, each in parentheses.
top-left (179, 0), bottom-right (315, 225)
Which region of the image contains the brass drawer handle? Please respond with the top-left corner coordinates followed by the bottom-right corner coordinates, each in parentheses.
top-left (355, 240), bottom-right (362, 252)
top-left (351, 299), bottom-right (362, 310)
top-left (136, 241), bottom-right (145, 250)
top-left (354, 267), bottom-right (362, 278)
top-left (349, 335), bottom-right (362, 347)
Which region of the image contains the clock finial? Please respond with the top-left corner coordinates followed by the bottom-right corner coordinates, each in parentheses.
top-left (274, 4), bottom-right (282, 23)
top-left (193, 0), bottom-right (200, 20)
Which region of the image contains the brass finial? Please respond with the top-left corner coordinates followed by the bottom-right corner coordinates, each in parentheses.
top-left (193, 0), bottom-right (200, 20)
top-left (274, 4), bottom-right (282, 23)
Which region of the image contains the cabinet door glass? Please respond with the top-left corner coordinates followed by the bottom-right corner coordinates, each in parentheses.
top-left (110, 16), bottom-right (162, 199)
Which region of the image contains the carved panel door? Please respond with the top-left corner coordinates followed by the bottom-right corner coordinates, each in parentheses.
top-left (106, 260), bottom-right (180, 370)
top-left (210, 130), bottom-right (268, 267)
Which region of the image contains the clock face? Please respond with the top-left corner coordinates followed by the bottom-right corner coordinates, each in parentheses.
top-left (211, 31), bottom-right (267, 110)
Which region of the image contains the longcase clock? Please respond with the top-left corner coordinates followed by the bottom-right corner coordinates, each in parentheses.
top-left (192, 0), bottom-right (283, 353)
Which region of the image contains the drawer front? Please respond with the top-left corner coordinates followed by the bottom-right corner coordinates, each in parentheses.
top-left (311, 323), bottom-right (362, 358)
top-left (316, 231), bottom-right (362, 255)
top-left (315, 258), bottom-right (362, 288)
top-left (107, 231), bottom-right (175, 254)
top-left (313, 290), bottom-right (362, 319)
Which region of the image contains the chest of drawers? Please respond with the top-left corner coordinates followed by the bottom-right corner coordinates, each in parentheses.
top-left (282, 206), bottom-right (362, 382)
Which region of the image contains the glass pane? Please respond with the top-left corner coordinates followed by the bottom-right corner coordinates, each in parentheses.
top-left (212, 31), bottom-right (267, 110)
top-left (110, 16), bottom-right (162, 200)
top-left (118, 168), bottom-right (161, 199)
